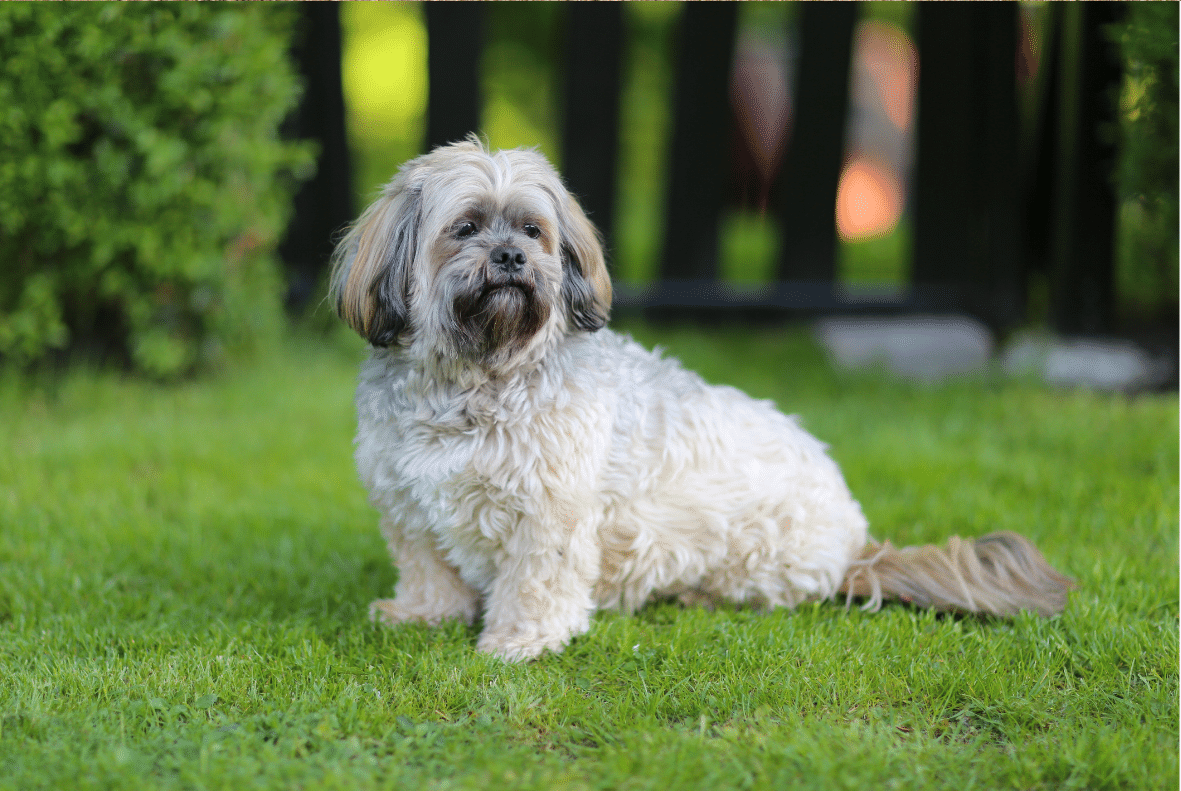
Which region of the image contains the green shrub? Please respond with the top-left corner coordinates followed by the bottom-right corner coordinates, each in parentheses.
top-left (0, 3), bottom-right (314, 378)
top-left (1112, 2), bottom-right (1179, 318)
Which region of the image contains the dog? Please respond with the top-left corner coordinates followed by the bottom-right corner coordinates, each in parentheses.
top-left (330, 138), bottom-right (1073, 662)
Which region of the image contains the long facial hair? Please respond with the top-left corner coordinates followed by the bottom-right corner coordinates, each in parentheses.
top-left (447, 262), bottom-right (552, 362)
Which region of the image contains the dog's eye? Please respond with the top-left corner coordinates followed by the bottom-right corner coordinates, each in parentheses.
top-left (523, 223), bottom-right (541, 239)
top-left (455, 221), bottom-right (478, 238)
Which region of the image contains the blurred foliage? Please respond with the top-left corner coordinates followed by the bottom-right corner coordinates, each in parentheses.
top-left (339, 2), bottom-right (910, 286)
top-left (340, 1), bottom-right (1175, 314)
top-left (613, 2), bottom-right (681, 281)
top-left (1112, 1), bottom-right (1178, 320)
top-left (0, 3), bottom-right (314, 378)
top-left (340, 2), bottom-right (683, 282)
top-left (481, 3), bottom-right (563, 165)
top-left (719, 211), bottom-right (779, 284)
top-left (840, 221), bottom-right (911, 286)
top-left (340, 2), bottom-right (425, 202)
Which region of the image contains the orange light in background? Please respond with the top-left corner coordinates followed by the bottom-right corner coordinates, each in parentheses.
top-left (836, 157), bottom-right (904, 241)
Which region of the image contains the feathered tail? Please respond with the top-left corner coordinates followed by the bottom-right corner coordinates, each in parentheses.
top-left (839, 531), bottom-right (1074, 617)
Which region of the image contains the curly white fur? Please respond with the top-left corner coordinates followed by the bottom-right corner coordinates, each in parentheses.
top-left (332, 139), bottom-right (1071, 662)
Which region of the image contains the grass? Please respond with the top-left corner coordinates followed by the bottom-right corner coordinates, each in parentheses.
top-left (1, 323), bottom-right (1176, 790)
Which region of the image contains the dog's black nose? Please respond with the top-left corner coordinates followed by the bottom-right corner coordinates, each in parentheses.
top-left (490, 245), bottom-right (526, 273)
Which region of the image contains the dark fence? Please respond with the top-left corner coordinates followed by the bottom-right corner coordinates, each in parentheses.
top-left (279, 2), bottom-right (354, 312)
top-left (283, 2), bottom-right (1128, 335)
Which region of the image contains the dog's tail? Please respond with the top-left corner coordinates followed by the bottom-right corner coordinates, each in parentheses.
top-left (838, 531), bottom-right (1074, 617)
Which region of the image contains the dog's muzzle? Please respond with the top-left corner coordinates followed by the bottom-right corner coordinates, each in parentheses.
top-left (451, 263), bottom-right (548, 358)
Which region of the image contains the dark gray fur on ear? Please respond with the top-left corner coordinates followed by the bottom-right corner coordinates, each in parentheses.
top-left (331, 180), bottom-right (422, 347)
top-left (366, 252), bottom-right (410, 347)
top-left (365, 196), bottom-right (419, 346)
top-left (561, 243), bottom-right (609, 332)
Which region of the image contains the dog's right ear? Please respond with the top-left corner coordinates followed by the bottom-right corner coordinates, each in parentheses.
top-left (552, 184), bottom-right (611, 332)
top-left (330, 176), bottom-right (423, 346)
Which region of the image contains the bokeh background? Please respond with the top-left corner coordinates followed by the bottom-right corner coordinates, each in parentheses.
top-left (337, 2), bottom-right (1175, 311)
top-left (0, 1), bottom-right (1176, 378)
top-left (343, 1), bottom-right (916, 286)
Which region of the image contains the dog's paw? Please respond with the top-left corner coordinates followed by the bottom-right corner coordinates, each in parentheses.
top-left (368, 598), bottom-right (454, 627)
top-left (368, 595), bottom-right (479, 628)
top-left (369, 598), bottom-right (416, 626)
top-left (476, 627), bottom-right (567, 662)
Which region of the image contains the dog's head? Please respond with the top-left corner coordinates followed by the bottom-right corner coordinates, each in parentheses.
top-left (331, 138), bottom-right (611, 366)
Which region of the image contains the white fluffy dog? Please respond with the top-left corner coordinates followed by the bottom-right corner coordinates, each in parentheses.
top-left (331, 139), bottom-right (1072, 662)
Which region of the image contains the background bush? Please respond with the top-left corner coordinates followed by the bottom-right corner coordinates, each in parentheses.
top-left (1113, 1), bottom-right (1179, 321)
top-left (0, 3), bottom-right (313, 378)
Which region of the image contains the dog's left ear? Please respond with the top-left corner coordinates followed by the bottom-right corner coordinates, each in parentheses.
top-left (553, 187), bottom-right (611, 332)
top-left (330, 169), bottom-right (424, 346)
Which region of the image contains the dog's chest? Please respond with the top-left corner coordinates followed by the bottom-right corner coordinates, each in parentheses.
top-left (364, 368), bottom-right (606, 561)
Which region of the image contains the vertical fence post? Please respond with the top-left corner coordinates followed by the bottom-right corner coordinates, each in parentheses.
top-left (279, 2), bottom-right (353, 311)
top-left (1021, 4), bottom-right (1062, 297)
top-left (912, 3), bottom-right (1021, 328)
top-left (979, 4), bottom-right (1023, 327)
top-left (913, 4), bottom-right (979, 301)
top-left (561, 3), bottom-right (624, 264)
top-left (774, 2), bottom-right (858, 290)
top-left (659, 3), bottom-right (738, 284)
top-left (1048, 2), bottom-right (1124, 335)
top-left (425, 2), bottom-right (484, 151)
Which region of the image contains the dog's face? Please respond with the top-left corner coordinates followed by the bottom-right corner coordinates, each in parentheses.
top-left (332, 140), bottom-right (611, 366)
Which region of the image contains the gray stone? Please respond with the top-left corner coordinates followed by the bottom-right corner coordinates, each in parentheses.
top-left (1001, 334), bottom-right (1159, 391)
top-left (814, 314), bottom-right (994, 381)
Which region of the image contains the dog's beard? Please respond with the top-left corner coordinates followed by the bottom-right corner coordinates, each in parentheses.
top-left (450, 279), bottom-right (550, 360)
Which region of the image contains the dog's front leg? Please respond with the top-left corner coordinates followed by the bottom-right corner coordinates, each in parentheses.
top-left (476, 509), bottom-right (600, 662)
top-left (370, 523), bottom-right (481, 627)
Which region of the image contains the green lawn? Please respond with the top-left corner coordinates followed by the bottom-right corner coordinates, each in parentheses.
top-left (1, 324), bottom-right (1176, 790)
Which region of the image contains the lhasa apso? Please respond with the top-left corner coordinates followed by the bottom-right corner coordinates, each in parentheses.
top-left (331, 139), bottom-right (1072, 662)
